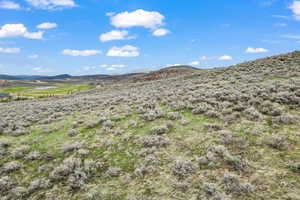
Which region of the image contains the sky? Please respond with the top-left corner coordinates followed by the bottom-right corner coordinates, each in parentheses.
top-left (0, 0), bottom-right (299, 75)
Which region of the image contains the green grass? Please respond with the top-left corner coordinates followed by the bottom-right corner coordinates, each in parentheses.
top-left (0, 86), bottom-right (34, 93)
top-left (22, 84), bottom-right (94, 96)
top-left (2, 84), bottom-right (94, 98)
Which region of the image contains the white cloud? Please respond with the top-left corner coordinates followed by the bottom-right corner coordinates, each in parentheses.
top-left (261, 0), bottom-right (278, 6)
top-left (0, 47), bottom-right (20, 53)
top-left (82, 66), bottom-right (96, 71)
top-left (26, 0), bottom-right (76, 10)
top-left (111, 64), bottom-right (126, 68)
top-left (110, 9), bottom-right (165, 29)
top-left (218, 55), bottom-right (233, 60)
top-left (106, 12), bottom-right (115, 17)
top-left (37, 22), bottom-right (57, 29)
top-left (0, 0), bottom-right (20, 9)
top-left (289, 1), bottom-right (300, 20)
top-left (281, 34), bottom-right (300, 39)
top-left (62, 49), bottom-right (101, 56)
top-left (100, 64), bottom-right (127, 71)
top-left (100, 64), bottom-right (108, 68)
top-left (245, 47), bottom-right (269, 53)
top-left (106, 45), bottom-right (139, 57)
top-left (273, 23), bottom-right (287, 27)
top-left (0, 24), bottom-right (44, 39)
top-left (152, 28), bottom-right (170, 37)
top-left (100, 30), bottom-right (133, 42)
top-left (189, 61), bottom-right (200, 66)
top-left (106, 67), bottom-right (116, 71)
top-left (32, 67), bottom-right (52, 73)
top-left (272, 15), bottom-right (289, 19)
top-left (28, 54), bottom-right (39, 59)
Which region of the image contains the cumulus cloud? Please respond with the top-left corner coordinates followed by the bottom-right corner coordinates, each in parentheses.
top-left (25, 0), bottom-right (76, 10)
top-left (0, 47), bottom-right (20, 53)
top-left (0, 0), bottom-right (20, 9)
top-left (100, 30), bottom-right (133, 42)
top-left (189, 61), bottom-right (200, 66)
top-left (37, 22), bottom-right (57, 29)
top-left (289, 1), bottom-right (300, 20)
top-left (0, 24), bottom-right (44, 39)
top-left (245, 47), bottom-right (269, 53)
top-left (152, 28), bottom-right (170, 37)
top-left (62, 49), bottom-right (101, 56)
top-left (110, 9), bottom-right (165, 29)
top-left (106, 45), bottom-right (139, 57)
top-left (218, 55), bottom-right (233, 60)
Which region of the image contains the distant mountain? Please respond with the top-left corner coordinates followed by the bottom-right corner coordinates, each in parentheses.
top-left (0, 66), bottom-right (199, 81)
top-left (0, 74), bottom-right (22, 80)
top-left (0, 74), bottom-right (72, 80)
top-left (71, 73), bottom-right (146, 81)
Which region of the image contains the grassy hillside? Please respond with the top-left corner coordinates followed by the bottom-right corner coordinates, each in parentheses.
top-left (0, 52), bottom-right (300, 200)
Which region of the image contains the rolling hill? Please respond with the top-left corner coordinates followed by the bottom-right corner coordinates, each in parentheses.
top-left (0, 52), bottom-right (299, 200)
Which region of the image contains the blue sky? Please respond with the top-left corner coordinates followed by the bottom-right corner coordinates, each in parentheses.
top-left (0, 0), bottom-right (299, 75)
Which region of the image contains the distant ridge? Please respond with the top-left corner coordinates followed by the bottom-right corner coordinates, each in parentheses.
top-left (133, 65), bottom-right (201, 82)
top-left (0, 65), bottom-right (200, 81)
top-left (0, 74), bottom-right (72, 80)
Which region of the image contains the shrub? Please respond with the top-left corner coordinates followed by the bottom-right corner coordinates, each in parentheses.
top-left (172, 181), bottom-right (190, 192)
top-left (68, 129), bottom-right (79, 137)
top-left (103, 120), bottom-right (115, 128)
top-left (290, 162), bottom-right (300, 173)
top-left (268, 135), bottom-right (287, 150)
top-left (25, 151), bottom-right (41, 161)
top-left (128, 120), bottom-right (138, 128)
top-left (243, 107), bottom-right (263, 121)
top-left (62, 141), bottom-right (84, 153)
top-left (138, 135), bottom-right (170, 148)
top-left (10, 128), bottom-right (28, 137)
top-left (223, 152), bottom-right (249, 171)
top-left (172, 158), bottom-right (195, 179)
top-left (43, 127), bottom-right (52, 134)
top-left (202, 182), bottom-right (218, 196)
top-left (150, 125), bottom-right (169, 135)
top-left (167, 112), bottom-right (182, 120)
top-left (192, 103), bottom-right (212, 114)
top-left (203, 123), bottom-right (222, 131)
top-left (106, 167), bottom-right (122, 177)
top-left (77, 149), bottom-right (90, 156)
top-left (86, 120), bottom-right (100, 129)
top-left (223, 173), bottom-right (253, 195)
top-left (134, 155), bottom-right (160, 178)
top-left (0, 176), bottom-right (16, 194)
top-left (29, 178), bottom-right (51, 192)
top-left (274, 113), bottom-right (298, 125)
top-left (259, 101), bottom-right (284, 116)
top-left (9, 186), bottom-right (28, 199)
top-left (3, 161), bottom-right (22, 173)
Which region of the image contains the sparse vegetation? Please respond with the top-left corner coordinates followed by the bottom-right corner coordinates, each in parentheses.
top-left (0, 51), bottom-right (300, 199)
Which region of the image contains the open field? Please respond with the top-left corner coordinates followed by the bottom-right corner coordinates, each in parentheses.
top-left (0, 84), bottom-right (95, 99)
top-left (0, 52), bottom-right (300, 200)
